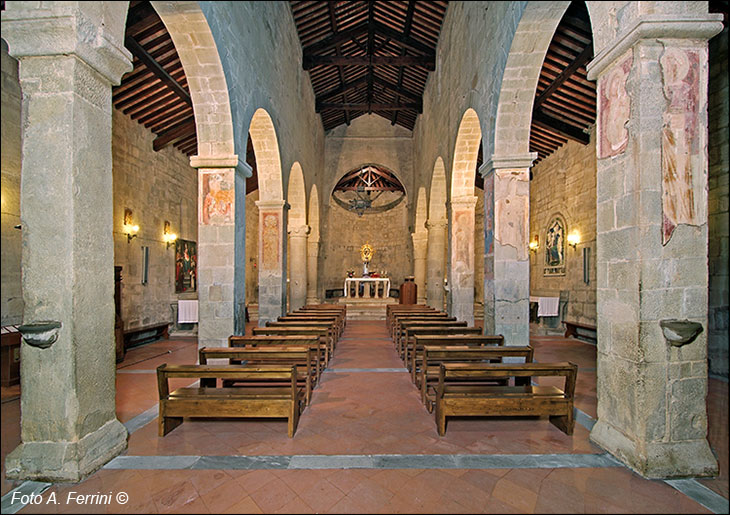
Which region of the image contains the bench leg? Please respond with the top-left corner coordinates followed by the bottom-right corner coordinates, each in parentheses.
top-left (288, 399), bottom-right (300, 438)
top-left (159, 413), bottom-right (183, 437)
top-left (435, 401), bottom-right (446, 436)
top-left (550, 409), bottom-right (575, 435)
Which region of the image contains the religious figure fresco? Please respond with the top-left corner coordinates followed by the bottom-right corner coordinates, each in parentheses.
top-left (544, 217), bottom-right (565, 276)
top-left (660, 47), bottom-right (700, 245)
top-left (261, 212), bottom-right (280, 270)
top-left (598, 52), bottom-right (632, 159)
top-left (453, 210), bottom-right (473, 288)
top-left (200, 171), bottom-right (234, 225)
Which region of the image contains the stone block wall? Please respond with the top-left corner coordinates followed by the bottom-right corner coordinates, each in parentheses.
top-left (112, 110), bottom-right (198, 331)
top-left (1, 42), bottom-right (22, 326)
top-left (708, 26), bottom-right (729, 378)
top-left (245, 189), bottom-right (259, 304)
top-left (529, 131), bottom-right (597, 326)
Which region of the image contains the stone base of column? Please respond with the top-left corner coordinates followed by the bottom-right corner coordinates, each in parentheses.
top-left (5, 418), bottom-right (128, 482)
top-left (590, 419), bottom-right (718, 479)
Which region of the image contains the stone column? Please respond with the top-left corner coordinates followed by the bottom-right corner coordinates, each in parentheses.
top-left (481, 155), bottom-right (535, 342)
top-left (288, 224), bottom-right (309, 311)
top-left (2, 2), bottom-right (132, 481)
top-left (426, 219), bottom-right (447, 310)
top-left (256, 199), bottom-right (288, 325)
top-left (449, 196), bottom-right (478, 325)
top-left (192, 157), bottom-right (248, 347)
top-left (305, 236), bottom-right (320, 304)
top-left (587, 13), bottom-right (722, 478)
top-left (412, 231), bottom-right (428, 304)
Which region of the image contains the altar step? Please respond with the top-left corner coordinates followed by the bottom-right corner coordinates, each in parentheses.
top-left (338, 297), bottom-right (397, 320)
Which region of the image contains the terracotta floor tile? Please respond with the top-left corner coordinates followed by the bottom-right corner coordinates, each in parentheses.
top-left (491, 477), bottom-right (539, 513)
top-left (200, 477), bottom-right (249, 513)
top-left (151, 479), bottom-right (200, 513)
top-left (247, 477), bottom-right (298, 512)
top-left (296, 477), bottom-right (347, 513)
top-left (273, 495), bottom-right (316, 514)
top-left (235, 470), bottom-right (278, 495)
top-left (221, 495), bottom-right (264, 514)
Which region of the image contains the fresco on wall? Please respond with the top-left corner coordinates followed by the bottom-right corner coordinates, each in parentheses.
top-left (661, 47), bottom-right (700, 245)
top-left (452, 209), bottom-right (474, 288)
top-left (544, 216), bottom-right (565, 276)
top-left (175, 239), bottom-right (197, 293)
top-left (598, 51), bottom-right (632, 159)
top-left (494, 170), bottom-right (529, 261)
top-left (261, 211), bottom-right (280, 271)
top-left (200, 170), bottom-right (234, 225)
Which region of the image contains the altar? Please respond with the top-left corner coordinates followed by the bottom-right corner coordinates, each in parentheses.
top-left (344, 277), bottom-right (391, 299)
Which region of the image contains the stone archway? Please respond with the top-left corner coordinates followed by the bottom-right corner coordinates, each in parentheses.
top-left (248, 108), bottom-right (286, 325)
top-left (412, 187), bottom-right (428, 304)
top-left (449, 109), bottom-right (481, 325)
top-left (306, 184), bottom-right (321, 305)
top-left (490, 0), bottom-right (722, 478)
top-left (427, 157), bottom-right (448, 309)
top-left (287, 162), bottom-right (308, 311)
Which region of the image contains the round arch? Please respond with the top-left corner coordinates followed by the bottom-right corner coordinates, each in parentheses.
top-left (308, 184), bottom-right (320, 241)
top-left (429, 157), bottom-right (447, 221)
top-left (151, 1), bottom-right (235, 157)
top-left (287, 162), bottom-right (307, 228)
top-left (248, 108), bottom-right (284, 202)
top-left (450, 108), bottom-right (482, 200)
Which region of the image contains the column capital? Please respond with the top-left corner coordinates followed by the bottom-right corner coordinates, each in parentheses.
top-left (450, 195), bottom-right (478, 209)
top-left (1, 2), bottom-right (133, 85)
top-left (481, 153), bottom-right (537, 177)
top-left (426, 219), bottom-right (448, 230)
top-left (288, 224), bottom-right (310, 237)
top-left (190, 154), bottom-right (240, 169)
top-left (255, 199), bottom-right (287, 210)
top-left (587, 13), bottom-right (723, 80)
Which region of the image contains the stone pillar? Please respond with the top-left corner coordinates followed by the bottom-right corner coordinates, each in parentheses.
top-left (426, 219), bottom-right (447, 310)
top-left (256, 199), bottom-right (288, 325)
top-left (192, 157), bottom-right (248, 347)
top-left (306, 235), bottom-right (320, 305)
top-left (481, 155), bottom-right (535, 342)
top-left (2, 2), bottom-right (132, 481)
top-left (587, 13), bottom-right (722, 478)
top-left (449, 196), bottom-right (478, 325)
top-left (412, 231), bottom-right (428, 304)
top-left (288, 224), bottom-right (309, 312)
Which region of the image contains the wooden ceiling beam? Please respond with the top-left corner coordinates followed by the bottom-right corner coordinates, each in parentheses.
top-left (302, 21), bottom-right (369, 56)
top-left (304, 54), bottom-right (435, 70)
top-left (153, 117), bottom-right (196, 151)
top-left (534, 43), bottom-right (593, 109)
top-left (318, 102), bottom-right (421, 112)
top-left (373, 20), bottom-right (434, 56)
top-left (125, 35), bottom-right (192, 107)
top-left (532, 109), bottom-right (589, 145)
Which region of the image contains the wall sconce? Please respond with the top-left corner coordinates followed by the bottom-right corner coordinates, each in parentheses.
top-left (529, 236), bottom-right (539, 253)
top-left (163, 221), bottom-right (177, 249)
top-left (567, 231), bottom-right (580, 249)
top-left (123, 208), bottom-right (139, 242)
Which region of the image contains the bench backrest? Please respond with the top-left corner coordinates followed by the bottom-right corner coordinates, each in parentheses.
top-left (252, 327), bottom-right (328, 336)
top-left (423, 345), bottom-right (533, 364)
top-left (157, 364), bottom-right (297, 398)
top-left (199, 346), bottom-right (311, 366)
top-left (438, 362), bottom-right (577, 397)
top-left (229, 335), bottom-right (320, 347)
top-left (414, 335), bottom-right (504, 346)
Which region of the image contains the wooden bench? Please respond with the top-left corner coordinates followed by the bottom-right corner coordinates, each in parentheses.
top-left (562, 320), bottom-right (597, 342)
top-left (435, 362), bottom-right (578, 436)
top-left (157, 364), bottom-right (302, 437)
top-left (411, 334), bottom-right (504, 384)
top-left (123, 322), bottom-right (170, 348)
top-left (420, 345), bottom-right (532, 412)
top-left (387, 306), bottom-right (439, 334)
top-left (229, 335), bottom-right (324, 382)
top-left (283, 313), bottom-right (344, 336)
top-left (254, 326), bottom-right (333, 365)
top-left (399, 321), bottom-right (470, 361)
top-left (392, 313), bottom-right (452, 341)
top-left (387, 305), bottom-right (437, 329)
top-left (199, 346), bottom-right (314, 406)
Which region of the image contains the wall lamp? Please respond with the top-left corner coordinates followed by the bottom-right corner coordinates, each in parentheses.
top-left (529, 236), bottom-right (539, 253)
top-left (123, 208), bottom-right (139, 242)
top-left (567, 231), bottom-right (580, 249)
top-left (163, 221), bottom-right (177, 249)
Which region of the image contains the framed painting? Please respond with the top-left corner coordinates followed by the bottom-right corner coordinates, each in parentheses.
top-left (544, 216), bottom-right (566, 276)
top-left (175, 239), bottom-right (197, 293)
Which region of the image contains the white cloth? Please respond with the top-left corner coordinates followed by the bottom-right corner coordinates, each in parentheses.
top-left (537, 297), bottom-right (560, 317)
top-left (177, 300), bottom-right (199, 323)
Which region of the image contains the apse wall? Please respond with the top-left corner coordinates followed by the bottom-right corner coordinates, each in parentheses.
top-left (321, 115), bottom-right (414, 298)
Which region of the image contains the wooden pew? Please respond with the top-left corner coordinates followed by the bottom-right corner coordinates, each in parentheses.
top-left (434, 362), bottom-right (578, 436)
top-left (229, 335), bottom-right (324, 382)
top-left (411, 334), bottom-right (505, 384)
top-left (403, 326), bottom-right (484, 369)
top-left (387, 306), bottom-right (439, 333)
top-left (419, 344), bottom-right (532, 412)
top-left (266, 320), bottom-right (339, 355)
top-left (252, 326), bottom-right (333, 367)
top-left (392, 314), bottom-right (453, 344)
top-left (199, 346), bottom-right (314, 405)
top-left (280, 313), bottom-right (344, 337)
top-left (157, 364), bottom-right (302, 437)
top-left (302, 305), bottom-right (347, 326)
top-left (399, 321), bottom-right (470, 361)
